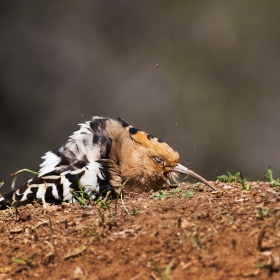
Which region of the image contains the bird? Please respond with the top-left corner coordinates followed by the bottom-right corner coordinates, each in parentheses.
top-left (0, 116), bottom-right (216, 207)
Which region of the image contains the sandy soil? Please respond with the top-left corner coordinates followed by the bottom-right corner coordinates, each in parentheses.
top-left (0, 181), bottom-right (280, 280)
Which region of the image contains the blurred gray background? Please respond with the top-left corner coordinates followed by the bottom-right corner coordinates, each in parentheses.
top-left (1, 0), bottom-right (280, 191)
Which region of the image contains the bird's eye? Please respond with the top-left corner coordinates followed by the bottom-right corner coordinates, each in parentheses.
top-left (154, 157), bottom-right (164, 164)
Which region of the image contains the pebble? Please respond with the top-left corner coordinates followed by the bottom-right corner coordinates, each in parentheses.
top-left (223, 185), bottom-right (233, 189)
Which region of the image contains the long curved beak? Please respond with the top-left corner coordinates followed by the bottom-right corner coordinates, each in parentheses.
top-left (173, 163), bottom-right (216, 191)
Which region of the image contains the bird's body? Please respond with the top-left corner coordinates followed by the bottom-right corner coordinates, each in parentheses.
top-left (0, 117), bottom-right (215, 206)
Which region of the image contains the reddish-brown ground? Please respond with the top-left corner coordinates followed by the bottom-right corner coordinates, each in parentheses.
top-left (0, 182), bottom-right (280, 280)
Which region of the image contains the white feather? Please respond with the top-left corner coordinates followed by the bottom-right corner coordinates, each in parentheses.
top-left (60, 173), bottom-right (71, 189)
top-left (38, 152), bottom-right (61, 177)
top-left (79, 162), bottom-right (103, 191)
top-left (67, 121), bottom-right (100, 162)
top-left (33, 184), bottom-right (46, 200)
top-left (20, 187), bottom-right (34, 201)
top-left (51, 185), bottom-right (60, 200)
top-left (63, 192), bottom-right (73, 202)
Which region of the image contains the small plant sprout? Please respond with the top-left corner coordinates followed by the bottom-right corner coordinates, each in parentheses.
top-left (46, 216), bottom-right (54, 234)
top-left (11, 177), bottom-right (17, 190)
top-left (254, 251), bottom-right (279, 275)
top-left (217, 171), bottom-right (250, 190)
top-left (150, 191), bottom-right (168, 200)
top-left (217, 171), bottom-right (240, 183)
top-left (174, 176), bottom-right (190, 187)
top-left (42, 241), bottom-right (56, 265)
top-left (10, 169), bottom-right (39, 176)
top-left (265, 166), bottom-right (280, 187)
top-left (152, 259), bottom-right (173, 280)
top-left (254, 262), bottom-right (273, 270)
top-left (120, 193), bottom-right (139, 216)
top-left (96, 191), bottom-right (112, 210)
top-left (184, 226), bottom-right (217, 253)
top-left (13, 253), bottom-right (37, 268)
top-left (9, 168), bottom-right (38, 191)
top-left (238, 172), bottom-right (251, 190)
top-left (151, 188), bottom-right (195, 200)
top-left (114, 180), bottom-right (127, 215)
top-left (187, 190), bottom-right (194, 198)
top-left (172, 187), bottom-right (193, 198)
top-left (87, 221), bottom-right (101, 241)
top-left (96, 206), bottom-right (106, 228)
top-left (6, 202), bottom-right (21, 221)
top-left (257, 207), bottom-right (271, 219)
top-left (71, 180), bottom-right (91, 207)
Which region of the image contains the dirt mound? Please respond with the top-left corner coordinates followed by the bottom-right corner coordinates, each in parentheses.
top-left (0, 182), bottom-right (280, 280)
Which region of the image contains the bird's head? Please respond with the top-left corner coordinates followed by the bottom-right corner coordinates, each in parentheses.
top-left (117, 118), bottom-right (214, 191)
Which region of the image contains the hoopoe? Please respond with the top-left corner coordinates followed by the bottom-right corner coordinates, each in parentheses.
top-left (0, 117), bottom-right (216, 206)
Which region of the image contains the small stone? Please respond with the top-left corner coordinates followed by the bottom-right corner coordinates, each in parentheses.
top-left (181, 219), bottom-right (193, 229)
top-left (73, 266), bottom-right (84, 280)
top-left (231, 225), bottom-right (237, 230)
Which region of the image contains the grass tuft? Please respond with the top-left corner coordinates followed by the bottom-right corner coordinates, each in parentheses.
top-left (264, 166), bottom-right (280, 187)
top-left (13, 253), bottom-right (37, 268)
top-left (152, 259), bottom-right (173, 280)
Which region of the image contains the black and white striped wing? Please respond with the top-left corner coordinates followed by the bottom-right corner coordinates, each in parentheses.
top-left (1, 117), bottom-right (119, 205)
top-left (2, 162), bottom-right (109, 204)
top-left (38, 117), bottom-right (111, 177)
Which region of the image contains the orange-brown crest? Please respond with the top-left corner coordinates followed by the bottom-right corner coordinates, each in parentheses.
top-left (118, 118), bottom-right (179, 167)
